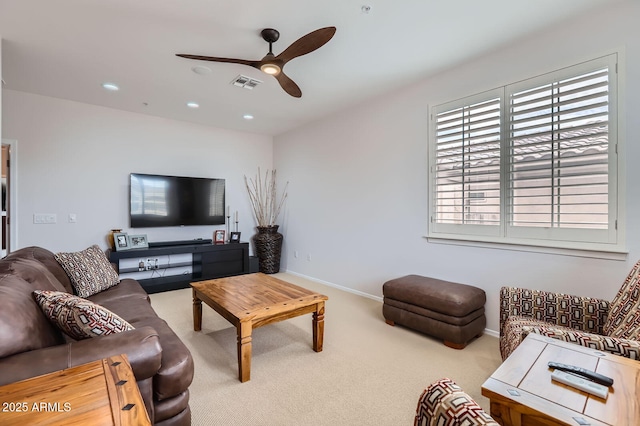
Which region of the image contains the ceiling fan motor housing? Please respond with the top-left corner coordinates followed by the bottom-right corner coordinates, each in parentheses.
top-left (261, 28), bottom-right (280, 44)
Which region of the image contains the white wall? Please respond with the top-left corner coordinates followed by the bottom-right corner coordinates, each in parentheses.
top-left (274, 1), bottom-right (640, 333)
top-left (2, 90), bottom-right (272, 252)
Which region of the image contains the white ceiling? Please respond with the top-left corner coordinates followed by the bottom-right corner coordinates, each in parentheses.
top-left (0, 0), bottom-right (618, 136)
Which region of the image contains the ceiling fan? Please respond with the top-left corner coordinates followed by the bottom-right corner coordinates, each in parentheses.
top-left (176, 26), bottom-right (336, 98)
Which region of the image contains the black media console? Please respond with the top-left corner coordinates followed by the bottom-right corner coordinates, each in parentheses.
top-left (109, 242), bottom-right (250, 294)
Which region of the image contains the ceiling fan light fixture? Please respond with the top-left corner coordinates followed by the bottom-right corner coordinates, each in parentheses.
top-left (260, 63), bottom-right (281, 76)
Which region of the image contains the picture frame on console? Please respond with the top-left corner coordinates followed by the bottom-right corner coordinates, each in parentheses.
top-left (214, 230), bottom-right (225, 244)
top-left (229, 232), bottom-right (241, 243)
top-left (114, 233), bottom-right (130, 251)
top-left (129, 234), bottom-right (149, 249)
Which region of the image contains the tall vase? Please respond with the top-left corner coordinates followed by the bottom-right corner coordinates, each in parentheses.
top-left (253, 225), bottom-right (283, 274)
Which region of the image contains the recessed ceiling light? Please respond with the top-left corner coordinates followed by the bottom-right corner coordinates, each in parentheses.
top-left (243, 114), bottom-right (254, 120)
top-left (186, 102), bottom-right (200, 108)
top-left (102, 82), bottom-right (119, 91)
top-left (361, 5), bottom-right (372, 14)
top-left (192, 66), bottom-right (212, 75)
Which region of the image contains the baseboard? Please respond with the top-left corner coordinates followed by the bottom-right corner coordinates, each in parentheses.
top-left (284, 270), bottom-right (383, 302)
top-left (283, 269), bottom-right (500, 338)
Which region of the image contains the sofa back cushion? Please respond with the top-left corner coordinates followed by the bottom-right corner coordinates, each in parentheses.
top-left (604, 259), bottom-right (640, 340)
top-left (0, 256), bottom-right (68, 293)
top-left (0, 274), bottom-right (65, 358)
top-left (4, 246), bottom-right (75, 293)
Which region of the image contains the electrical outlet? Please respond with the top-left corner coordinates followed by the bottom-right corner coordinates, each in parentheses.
top-left (294, 250), bottom-right (299, 259)
top-left (307, 254), bottom-right (311, 262)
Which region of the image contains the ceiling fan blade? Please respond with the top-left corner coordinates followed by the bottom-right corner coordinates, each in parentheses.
top-left (176, 54), bottom-right (259, 69)
top-left (274, 71), bottom-right (302, 98)
top-left (275, 27), bottom-right (336, 64)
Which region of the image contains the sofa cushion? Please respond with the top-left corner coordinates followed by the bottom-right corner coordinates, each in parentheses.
top-left (33, 290), bottom-right (134, 340)
top-left (0, 274), bottom-right (65, 358)
top-left (4, 246), bottom-right (75, 293)
top-left (603, 259), bottom-right (640, 340)
top-left (54, 245), bottom-right (120, 297)
top-left (0, 256), bottom-right (68, 293)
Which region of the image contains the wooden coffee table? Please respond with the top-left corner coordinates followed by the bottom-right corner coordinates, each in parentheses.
top-left (0, 354), bottom-right (150, 425)
top-left (482, 333), bottom-right (640, 425)
top-left (191, 273), bottom-right (328, 382)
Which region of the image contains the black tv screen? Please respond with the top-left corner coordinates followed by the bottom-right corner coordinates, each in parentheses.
top-left (130, 173), bottom-right (225, 228)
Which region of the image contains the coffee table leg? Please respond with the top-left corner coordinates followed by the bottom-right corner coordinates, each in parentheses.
top-left (312, 301), bottom-right (325, 352)
top-left (237, 321), bottom-right (252, 382)
top-left (192, 289), bottom-right (202, 331)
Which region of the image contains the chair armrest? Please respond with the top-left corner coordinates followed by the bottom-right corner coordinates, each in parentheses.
top-left (524, 326), bottom-right (640, 360)
top-left (499, 287), bottom-right (610, 336)
top-left (415, 378), bottom-right (498, 426)
top-left (0, 326), bottom-right (162, 386)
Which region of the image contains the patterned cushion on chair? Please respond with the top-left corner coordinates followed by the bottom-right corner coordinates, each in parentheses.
top-left (415, 378), bottom-right (498, 426)
top-left (500, 316), bottom-right (576, 360)
top-left (603, 259), bottom-right (640, 340)
top-left (502, 315), bottom-right (640, 360)
top-left (33, 290), bottom-right (133, 340)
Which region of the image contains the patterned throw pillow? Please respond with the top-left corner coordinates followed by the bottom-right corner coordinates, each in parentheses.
top-left (33, 290), bottom-right (134, 340)
top-left (54, 245), bottom-right (120, 297)
top-left (603, 259), bottom-right (640, 340)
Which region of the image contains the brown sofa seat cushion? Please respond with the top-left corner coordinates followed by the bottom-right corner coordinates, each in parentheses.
top-left (0, 274), bottom-right (65, 358)
top-left (383, 275), bottom-right (485, 317)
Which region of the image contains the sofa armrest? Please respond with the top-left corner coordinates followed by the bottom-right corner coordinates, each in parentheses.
top-left (0, 326), bottom-right (162, 386)
top-left (499, 286), bottom-right (610, 336)
top-left (415, 378), bottom-right (498, 426)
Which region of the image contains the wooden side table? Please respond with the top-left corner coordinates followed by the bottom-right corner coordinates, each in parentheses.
top-left (0, 354), bottom-right (150, 426)
top-left (482, 333), bottom-right (640, 425)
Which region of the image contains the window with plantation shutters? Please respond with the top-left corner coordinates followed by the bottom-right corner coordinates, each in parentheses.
top-left (432, 92), bottom-right (502, 236)
top-left (428, 54), bottom-right (621, 252)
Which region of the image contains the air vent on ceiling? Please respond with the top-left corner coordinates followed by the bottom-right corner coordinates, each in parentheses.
top-left (231, 75), bottom-right (262, 90)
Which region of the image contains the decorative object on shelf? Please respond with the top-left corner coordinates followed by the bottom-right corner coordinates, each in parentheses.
top-left (113, 232), bottom-right (130, 251)
top-left (229, 232), bottom-right (241, 243)
top-left (214, 230), bottom-right (226, 244)
top-left (245, 168), bottom-right (288, 274)
top-left (226, 206), bottom-right (231, 241)
top-left (234, 210), bottom-right (239, 232)
top-left (107, 229), bottom-right (123, 250)
top-left (128, 234), bottom-right (149, 249)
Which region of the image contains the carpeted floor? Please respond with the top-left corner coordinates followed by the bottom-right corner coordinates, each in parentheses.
top-left (149, 273), bottom-right (502, 425)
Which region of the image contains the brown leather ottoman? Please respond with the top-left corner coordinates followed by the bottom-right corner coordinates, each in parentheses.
top-left (382, 275), bottom-right (486, 349)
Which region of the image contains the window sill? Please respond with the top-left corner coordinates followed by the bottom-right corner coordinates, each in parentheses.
top-left (425, 236), bottom-right (628, 261)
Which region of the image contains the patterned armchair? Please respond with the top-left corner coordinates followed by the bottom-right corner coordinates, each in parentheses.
top-left (500, 260), bottom-right (640, 360)
top-left (414, 378), bottom-right (498, 426)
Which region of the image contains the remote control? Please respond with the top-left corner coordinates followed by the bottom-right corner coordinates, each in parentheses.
top-left (547, 361), bottom-right (614, 387)
top-left (551, 370), bottom-right (609, 399)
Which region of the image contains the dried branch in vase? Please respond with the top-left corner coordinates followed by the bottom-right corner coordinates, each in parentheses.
top-left (244, 168), bottom-right (289, 227)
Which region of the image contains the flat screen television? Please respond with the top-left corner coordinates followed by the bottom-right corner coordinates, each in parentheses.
top-left (130, 173), bottom-right (225, 228)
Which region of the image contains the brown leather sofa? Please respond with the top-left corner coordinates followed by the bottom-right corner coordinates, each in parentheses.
top-left (0, 246), bottom-right (194, 425)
